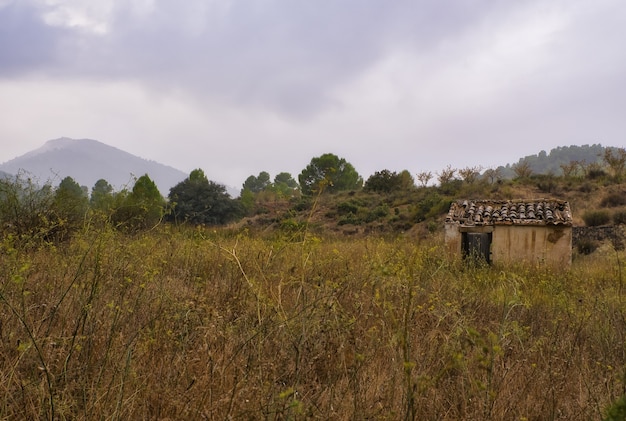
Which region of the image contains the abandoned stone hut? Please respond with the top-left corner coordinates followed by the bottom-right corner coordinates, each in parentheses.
top-left (444, 199), bottom-right (573, 267)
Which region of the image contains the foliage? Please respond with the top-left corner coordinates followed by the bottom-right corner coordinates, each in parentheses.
top-left (499, 144), bottom-right (606, 178)
top-left (416, 171), bottom-right (433, 187)
top-left (90, 178), bottom-right (114, 212)
top-left (109, 174), bottom-right (165, 231)
top-left (604, 395), bottom-right (626, 421)
top-left (601, 192), bottom-right (626, 208)
top-left (512, 160), bottom-right (533, 179)
top-left (412, 191), bottom-right (447, 222)
top-left (398, 170), bottom-right (416, 190)
top-left (586, 162), bottom-right (608, 180)
top-left (239, 188), bottom-right (256, 213)
top-left (582, 210), bottom-right (611, 227)
top-left (168, 169), bottom-right (243, 225)
top-left (273, 172), bottom-right (300, 197)
top-left (603, 147), bottom-right (626, 183)
top-left (458, 166), bottom-right (483, 184)
top-left (613, 210), bottom-right (626, 225)
top-left (242, 171), bottom-right (271, 193)
top-left (483, 167), bottom-right (502, 184)
top-left (533, 174), bottom-right (559, 194)
top-left (436, 165), bottom-right (456, 185)
top-left (0, 172), bottom-right (57, 243)
top-left (364, 169), bottom-right (413, 193)
top-left (577, 238), bottom-right (599, 255)
top-left (241, 172), bottom-right (300, 214)
top-left (337, 200), bottom-right (361, 216)
top-left (53, 176), bottom-right (89, 237)
top-left (298, 153), bottom-right (363, 195)
top-left (0, 227), bottom-right (625, 420)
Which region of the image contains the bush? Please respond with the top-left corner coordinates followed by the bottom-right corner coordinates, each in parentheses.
top-left (337, 201), bottom-right (360, 216)
top-left (577, 238), bottom-right (599, 255)
top-left (364, 169), bottom-right (402, 193)
top-left (365, 205), bottom-right (389, 223)
top-left (534, 174), bottom-right (559, 194)
top-left (0, 174), bottom-right (59, 244)
top-left (604, 395), bottom-right (626, 421)
top-left (601, 192), bottom-right (626, 207)
top-left (582, 210), bottom-right (611, 227)
top-left (613, 210), bottom-right (626, 225)
top-left (338, 212), bottom-right (362, 225)
top-left (292, 198), bottom-right (312, 212)
top-left (578, 182), bottom-right (595, 193)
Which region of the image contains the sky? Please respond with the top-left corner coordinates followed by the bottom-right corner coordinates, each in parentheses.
top-left (1, 0), bottom-right (625, 189)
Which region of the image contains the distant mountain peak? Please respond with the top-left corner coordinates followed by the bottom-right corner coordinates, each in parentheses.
top-left (0, 137), bottom-right (188, 194)
top-left (23, 137), bottom-right (95, 158)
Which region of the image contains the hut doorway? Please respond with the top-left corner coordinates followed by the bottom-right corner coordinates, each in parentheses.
top-left (462, 232), bottom-right (492, 264)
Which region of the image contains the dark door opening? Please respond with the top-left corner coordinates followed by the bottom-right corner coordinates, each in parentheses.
top-left (462, 232), bottom-right (492, 264)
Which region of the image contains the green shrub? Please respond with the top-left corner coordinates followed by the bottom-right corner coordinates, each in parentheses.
top-left (338, 212), bottom-right (362, 225)
top-left (604, 395), bottom-right (626, 421)
top-left (365, 205), bottom-right (389, 222)
top-left (292, 198), bottom-right (312, 212)
top-left (337, 201), bottom-right (360, 216)
top-left (582, 210), bottom-right (611, 226)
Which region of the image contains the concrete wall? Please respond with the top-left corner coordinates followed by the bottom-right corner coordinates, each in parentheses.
top-left (444, 223), bottom-right (572, 268)
top-left (491, 225), bottom-right (572, 267)
top-left (444, 222), bottom-right (462, 256)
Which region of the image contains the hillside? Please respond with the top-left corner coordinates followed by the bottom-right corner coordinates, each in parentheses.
top-left (237, 174), bottom-right (626, 243)
top-left (0, 137), bottom-right (188, 194)
top-left (496, 144), bottom-right (608, 178)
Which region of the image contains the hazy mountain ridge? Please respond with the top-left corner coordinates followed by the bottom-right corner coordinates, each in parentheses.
top-left (496, 144), bottom-right (608, 177)
top-left (0, 138), bottom-right (188, 195)
top-left (1, 139), bottom-right (618, 198)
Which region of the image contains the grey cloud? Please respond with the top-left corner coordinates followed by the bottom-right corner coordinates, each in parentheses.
top-left (3, 0), bottom-right (626, 127)
top-left (1, 0), bottom-right (509, 115)
top-left (0, 1), bottom-right (67, 75)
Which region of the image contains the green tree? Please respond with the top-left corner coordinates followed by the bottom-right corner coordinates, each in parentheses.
top-left (168, 169), bottom-right (243, 225)
top-left (53, 176), bottom-right (89, 234)
top-left (364, 169), bottom-right (403, 193)
top-left (242, 171), bottom-right (271, 194)
top-left (130, 174), bottom-right (165, 229)
top-left (273, 172), bottom-right (300, 198)
top-left (398, 170), bottom-right (416, 190)
top-left (90, 178), bottom-right (114, 212)
top-left (298, 153), bottom-right (363, 195)
top-left (109, 175), bottom-right (165, 231)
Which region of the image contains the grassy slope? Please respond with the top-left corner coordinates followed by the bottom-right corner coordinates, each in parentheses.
top-left (242, 177), bottom-right (626, 240)
top-left (1, 221), bottom-right (625, 419)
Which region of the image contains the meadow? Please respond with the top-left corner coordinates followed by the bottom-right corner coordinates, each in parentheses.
top-left (1, 224), bottom-right (625, 420)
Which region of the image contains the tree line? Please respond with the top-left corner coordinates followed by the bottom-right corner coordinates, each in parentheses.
top-left (1, 147), bottom-right (625, 244)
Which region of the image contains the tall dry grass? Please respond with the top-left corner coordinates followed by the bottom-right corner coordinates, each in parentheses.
top-left (0, 224), bottom-right (625, 420)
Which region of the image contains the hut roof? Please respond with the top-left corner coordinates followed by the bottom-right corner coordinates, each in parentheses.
top-left (445, 199), bottom-right (573, 227)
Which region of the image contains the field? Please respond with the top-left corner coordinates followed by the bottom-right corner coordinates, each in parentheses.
top-left (1, 224), bottom-right (625, 420)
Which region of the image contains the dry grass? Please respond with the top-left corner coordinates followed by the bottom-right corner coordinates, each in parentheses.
top-left (1, 225), bottom-right (625, 420)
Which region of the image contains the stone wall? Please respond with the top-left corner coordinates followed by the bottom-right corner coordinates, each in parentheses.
top-left (572, 225), bottom-right (625, 249)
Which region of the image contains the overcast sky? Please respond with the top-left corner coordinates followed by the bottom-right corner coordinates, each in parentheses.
top-left (1, 0), bottom-right (625, 188)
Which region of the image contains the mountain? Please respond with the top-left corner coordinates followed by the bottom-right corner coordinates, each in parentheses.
top-left (0, 138), bottom-right (188, 195)
top-left (495, 144), bottom-right (608, 178)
